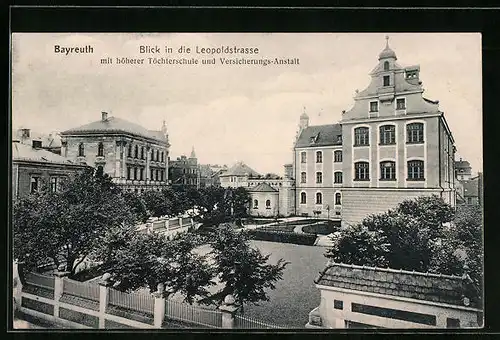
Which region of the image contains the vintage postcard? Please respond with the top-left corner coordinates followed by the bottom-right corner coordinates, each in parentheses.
top-left (11, 32), bottom-right (483, 330)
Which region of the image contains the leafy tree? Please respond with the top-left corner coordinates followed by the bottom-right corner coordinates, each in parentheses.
top-left (13, 168), bottom-right (135, 276)
top-left (229, 187), bottom-right (251, 219)
top-left (122, 191), bottom-right (150, 223)
top-left (108, 232), bottom-right (214, 303)
top-left (203, 224), bottom-right (288, 313)
top-left (325, 195), bottom-right (482, 302)
top-left (142, 190), bottom-right (172, 218)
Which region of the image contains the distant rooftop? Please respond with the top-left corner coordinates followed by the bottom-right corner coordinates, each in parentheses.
top-left (219, 162), bottom-right (260, 177)
top-left (12, 141), bottom-right (84, 166)
top-left (295, 124), bottom-right (342, 148)
top-left (60, 113), bottom-right (168, 143)
top-left (249, 182), bottom-right (278, 193)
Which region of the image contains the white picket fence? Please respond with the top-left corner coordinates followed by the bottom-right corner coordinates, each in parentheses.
top-left (234, 314), bottom-right (284, 329)
top-left (164, 299), bottom-right (222, 328)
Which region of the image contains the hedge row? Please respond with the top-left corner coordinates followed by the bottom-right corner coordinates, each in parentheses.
top-left (246, 229), bottom-right (317, 246)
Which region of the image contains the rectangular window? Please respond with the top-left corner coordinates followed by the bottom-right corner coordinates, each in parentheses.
top-left (300, 192), bottom-right (307, 204)
top-left (380, 161), bottom-right (396, 180)
top-left (50, 177), bottom-right (58, 193)
top-left (334, 172), bottom-right (343, 184)
top-left (334, 150), bottom-right (343, 163)
top-left (351, 303), bottom-right (436, 326)
top-left (301, 172), bottom-right (307, 183)
top-left (127, 167), bottom-right (131, 180)
top-left (334, 300), bottom-right (343, 310)
top-left (316, 151), bottom-right (323, 163)
top-left (467, 197), bottom-right (473, 205)
top-left (301, 152), bottom-right (307, 163)
top-left (140, 168), bottom-right (144, 181)
top-left (369, 101), bottom-right (378, 112)
top-left (156, 169), bottom-right (159, 181)
top-left (150, 168), bottom-right (154, 180)
top-left (161, 170), bottom-right (164, 181)
top-left (396, 98), bottom-right (406, 110)
top-left (133, 167), bottom-right (138, 180)
top-left (354, 162), bottom-right (370, 181)
top-left (30, 176), bottom-right (40, 193)
top-left (354, 127), bottom-right (369, 146)
top-left (408, 160), bottom-right (425, 180)
top-left (383, 75), bottom-right (390, 86)
top-left (379, 125), bottom-right (396, 145)
top-left (316, 172), bottom-right (323, 184)
top-left (446, 318), bottom-right (460, 328)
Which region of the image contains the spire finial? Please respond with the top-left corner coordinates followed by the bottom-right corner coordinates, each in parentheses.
top-left (385, 35), bottom-right (390, 48)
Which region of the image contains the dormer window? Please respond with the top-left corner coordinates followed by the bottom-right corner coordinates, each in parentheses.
top-left (384, 61), bottom-right (390, 71)
top-left (310, 137), bottom-right (315, 144)
top-left (383, 75), bottom-right (390, 86)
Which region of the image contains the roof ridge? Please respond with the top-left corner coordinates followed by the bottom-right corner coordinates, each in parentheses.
top-left (330, 262), bottom-right (465, 280)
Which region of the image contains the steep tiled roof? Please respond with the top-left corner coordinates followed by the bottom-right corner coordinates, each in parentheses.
top-left (12, 142), bottom-right (81, 166)
top-left (295, 124), bottom-right (342, 148)
top-left (315, 262), bottom-right (479, 308)
top-left (220, 162), bottom-right (260, 177)
top-left (249, 183), bottom-right (277, 193)
top-left (61, 116), bottom-right (167, 143)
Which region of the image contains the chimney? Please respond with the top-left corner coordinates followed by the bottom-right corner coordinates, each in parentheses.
top-left (101, 111), bottom-right (109, 121)
top-left (32, 140), bottom-right (42, 149)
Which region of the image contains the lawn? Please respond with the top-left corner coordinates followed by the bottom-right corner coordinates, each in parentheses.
top-left (190, 240), bottom-right (328, 328)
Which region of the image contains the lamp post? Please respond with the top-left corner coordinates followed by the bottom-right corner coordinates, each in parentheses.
top-left (326, 204), bottom-right (330, 220)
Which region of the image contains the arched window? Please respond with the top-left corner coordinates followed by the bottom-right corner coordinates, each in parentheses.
top-left (380, 161), bottom-right (396, 180)
top-left (301, 151), bottom-right (307, 163)
top-left (161, 152), bottom-right (164, 162)
top-left (384, 61), bottom-right (390, 71)
top-left (354, 127), bottom-right (369, 146)
top-left (316, 151), bottom-right (323, 163)
top-left (156, 150), bottom-right (160, 161)
top-left (134, 145), bottom-right (139, 158)
top-left (316, 192), bottom-right (322, 204)
top-left (78, 143), bottom-right (85, 157)
top-left (266, 200), bottom-right (271, 209)
top-left (141, 146), bottom-right (145, 159)
top-left (334, 171), bottom-right (343, 184)
top-left (254, 199), bottom-right (259, 209)
top-left (300, 192), bottom-right (307, 204)
top-left (408, 160), bottom-right (424, 180)
top-left (335, 193), bottom-right (342, 205)
top-left (133, 167), bottom-right (138, 180)
top-left (334, 150), bottom-right (343, 163)
top-left (354, 161), bottom-right (370, 181)
top-left (316, 172), bottom-right (323, 184)
top-left (97, 142), bottom-right (104, 157)
top-left (300, 172), bottom-right (307, 183)
top-left (407, 123), bottom-right (424, 144)
top-left (128, 144), bottom-right (132, 157)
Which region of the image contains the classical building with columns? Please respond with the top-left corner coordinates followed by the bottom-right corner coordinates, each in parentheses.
top-left (60, 112), bottom-right (170, 193)
top-left (293, 37), bottom-right (456, 226)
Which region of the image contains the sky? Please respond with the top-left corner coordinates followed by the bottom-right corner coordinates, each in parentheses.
top-left (11, 33), bottom-right (482, 175)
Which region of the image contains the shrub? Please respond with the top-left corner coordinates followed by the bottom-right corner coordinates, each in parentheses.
top-left (246, 230), bottom-right (317, 246)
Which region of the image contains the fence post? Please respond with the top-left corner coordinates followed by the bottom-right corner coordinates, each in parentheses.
top-left (153, 283), bottom-right (166, 329)
top-left (219, 295), bottom-right (240, 329)
top-left (13, 261), bottom-right (23, 312)
top-left (98, 273), bottom-right (112, 329)
top-left (178, 217), bottom-right (182, 227)
top-left (165, 219), bottom-right (169, 231)
top-left (53, 267), bottom-right (70, 318)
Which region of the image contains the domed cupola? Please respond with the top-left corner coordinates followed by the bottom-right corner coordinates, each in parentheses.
top-left (378, 35), bottom-right (397, 60)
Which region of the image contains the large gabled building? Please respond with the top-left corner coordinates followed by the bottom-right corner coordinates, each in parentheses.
top-left (60, 111), bottom-right (170, 193)
top-left (293, 38), bottom-right (456, 226)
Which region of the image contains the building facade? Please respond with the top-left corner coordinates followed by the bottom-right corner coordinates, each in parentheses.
top-left (60, 112), bottom-right (170, 193)
top-left (293, 38), bottom-right (456, 225)
top-left (455, 159), bottom-right (473, 181)
top-left (169, 147), bottom-right (200, 188)
top-left (306, 262), bottom-right (481, 329)
top-left (12, 140), bottom-right (90, 198)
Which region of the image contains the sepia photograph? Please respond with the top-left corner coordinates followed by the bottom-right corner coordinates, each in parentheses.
top-left (11, 32), bottom-right (483, 330)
